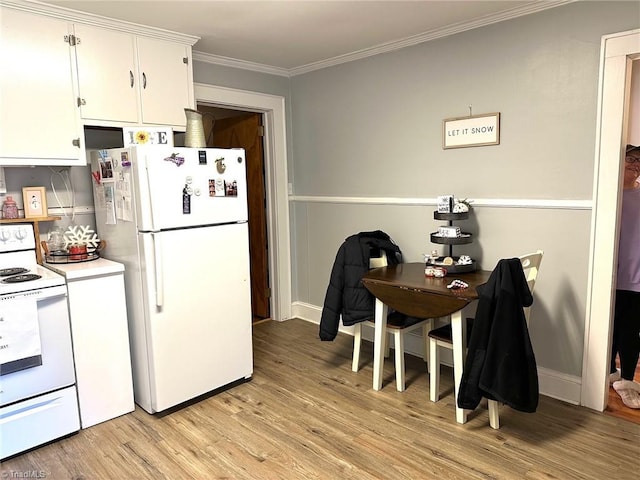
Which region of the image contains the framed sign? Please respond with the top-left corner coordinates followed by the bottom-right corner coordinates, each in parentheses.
top-left (443, 112), bottom-right (500, 149)
top-left (22, 186), bottom-right (48, 218)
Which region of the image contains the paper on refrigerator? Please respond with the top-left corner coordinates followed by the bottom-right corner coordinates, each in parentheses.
top-left (103, 183), bottom-right (117, 225)
top-left (115, 170), bottom-right (133, 222)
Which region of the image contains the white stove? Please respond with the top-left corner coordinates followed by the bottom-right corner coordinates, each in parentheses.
top-left (0, 223), bottom-right (80, 460)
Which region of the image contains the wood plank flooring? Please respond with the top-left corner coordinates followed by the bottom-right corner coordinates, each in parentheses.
top-left (2, 318), bottom-right (639, 479)
top-left (605, 360), bottom-right (640, 424)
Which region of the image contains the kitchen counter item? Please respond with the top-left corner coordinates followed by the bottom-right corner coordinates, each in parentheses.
top-left (41, 240), bottom-right (104, 264)
top-left (2, 196), bottom-right (18, 219)
top-left (46, 226), bottom-right (66, 253)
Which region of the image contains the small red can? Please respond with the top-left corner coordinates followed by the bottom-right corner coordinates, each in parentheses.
top-left (69, 244), bottom-right (88, 261)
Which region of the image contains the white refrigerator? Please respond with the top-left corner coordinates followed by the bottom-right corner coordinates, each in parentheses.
top-left (90, 146), bottom-right (253, 413)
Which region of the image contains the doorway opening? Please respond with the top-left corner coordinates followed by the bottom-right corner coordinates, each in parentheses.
top-left (197, 104), bottom-right (270, 323)
top-left (193, 83), bottom-right (292, 325)
top-left (583, 30), bottom-right (640, 416)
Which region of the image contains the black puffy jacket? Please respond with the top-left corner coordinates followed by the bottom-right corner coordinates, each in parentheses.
top-left (319, 231), bottom-right (401, 341)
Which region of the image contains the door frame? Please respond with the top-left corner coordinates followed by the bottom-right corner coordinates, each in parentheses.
top-left (194, 83), bottom-right (292, 322)
top-left (582, 29), bottom-right (640, 411)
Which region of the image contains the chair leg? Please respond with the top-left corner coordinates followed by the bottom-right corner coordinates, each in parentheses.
top-left (384, 332), bottom-right (391, 358)
top-left (352, 322), bottom-right (362, 372)
top-left (429, 337), bottom-right (440, 402)
top-left (422, 319), bottom-right (434, 374)
top-left (394, 331), bottom-right (405, 392)
top-left (488, 400), bottom-right (500, 429)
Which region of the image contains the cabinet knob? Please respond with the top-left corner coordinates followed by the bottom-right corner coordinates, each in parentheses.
top-left (130, 71), bottom-right (134, 88)
top-left (72, 138), bottom-right (81, 148)
top-left (142, 72), bottom-right (147, 89)
top-left (77, 98), bottom-right (86, 107)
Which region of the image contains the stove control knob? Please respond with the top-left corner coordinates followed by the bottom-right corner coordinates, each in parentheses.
top-left (15, 228), bottom-right (27, 240)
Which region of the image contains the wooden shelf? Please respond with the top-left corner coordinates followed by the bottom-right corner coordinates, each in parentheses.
top-left (0, 216), bottom-right (61, 224)
top-left (0, 216), bottom-right (61, 264)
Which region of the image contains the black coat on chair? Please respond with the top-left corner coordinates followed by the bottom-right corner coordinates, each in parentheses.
top-left (319, 231), bottom-right (401, 341)
top-left (457, 258), bottom-right (539, 413)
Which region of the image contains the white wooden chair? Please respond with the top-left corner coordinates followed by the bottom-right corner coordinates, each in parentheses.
top-left (352, 252), bottom-right (434, 391)
top-left (427, 250), bottom-right (543, 428)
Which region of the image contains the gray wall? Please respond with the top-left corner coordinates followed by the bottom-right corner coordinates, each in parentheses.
top-left (287, 0), bottom-right (640, 379)
top-left (193, 62), bottom-right (290, 98)
top-left (2, 165), bottom-right (95, 236)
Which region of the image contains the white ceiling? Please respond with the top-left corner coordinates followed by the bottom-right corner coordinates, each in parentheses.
top-left (46, 0), bottom-right (572, 74)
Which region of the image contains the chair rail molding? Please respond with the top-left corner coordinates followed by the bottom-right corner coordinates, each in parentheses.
top-left (289, 195), bottom-right (592, 210)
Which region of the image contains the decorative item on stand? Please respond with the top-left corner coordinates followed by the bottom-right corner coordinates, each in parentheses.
top-left (427, 195), bottom-right (477, 274)
top-left (184, 108), bottom-right (206, 148)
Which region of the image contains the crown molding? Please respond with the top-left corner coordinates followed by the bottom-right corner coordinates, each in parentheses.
top-left (192, 52), bottom-right (290, 77)
top-left (193, 0), bottom-right (575, 77)
top-left (0, 0), bottom-right (200, 44)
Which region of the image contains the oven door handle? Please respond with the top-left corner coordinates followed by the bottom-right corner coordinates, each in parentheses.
top-left (0, 285), bottom-right (67, 302)
top-left (152, 232), bottom-right (164, 308)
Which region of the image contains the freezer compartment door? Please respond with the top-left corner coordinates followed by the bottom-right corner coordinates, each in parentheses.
top-left (136, 146), bottom-right (248, 230)
top-left (139, 223), bottom-right (253, 413)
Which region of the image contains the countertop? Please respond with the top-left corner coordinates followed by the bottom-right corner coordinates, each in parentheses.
top-left (44, 257), bottom-right (124, 281)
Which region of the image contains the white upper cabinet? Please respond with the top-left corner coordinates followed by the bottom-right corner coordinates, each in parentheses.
top-left (0, 7), bottom-right (83, 166)
top-left (74, 27), bottom-right (195, 127)
top-left (0, 1), bottom-right (198, 166)
top-left (137, 37), bottom-right (193, 127)
top-left (74, 24), bottom-right (139, 123)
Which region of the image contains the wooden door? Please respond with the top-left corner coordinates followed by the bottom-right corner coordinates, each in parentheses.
top-left (201, 109), bottom-right (270, 321)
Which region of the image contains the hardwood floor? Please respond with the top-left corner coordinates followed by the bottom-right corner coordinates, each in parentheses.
top-left (605, 360), bottom-right (640, 424)
top-left (3, 318), bottom-right (639, 479)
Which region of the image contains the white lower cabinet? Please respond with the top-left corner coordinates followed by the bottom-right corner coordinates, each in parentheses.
top-left (47, 259), bottom-right (135, 428)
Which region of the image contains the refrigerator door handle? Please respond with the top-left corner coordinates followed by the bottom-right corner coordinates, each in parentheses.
top-left (152, 232), bottom-right (164, 307)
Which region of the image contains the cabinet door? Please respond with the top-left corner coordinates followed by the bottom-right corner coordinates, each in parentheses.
top-left (0, 8), bottom-right (81, 165)
top-left (137, 37), bottom-right (193, 127)
top-left (66, 273), bottom-right (134, 428)
top-left (74, 24), bottom-right (138, 123)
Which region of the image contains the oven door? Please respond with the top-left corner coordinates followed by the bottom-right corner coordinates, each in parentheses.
top-left (0, 285), bottom-right (75, 406)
